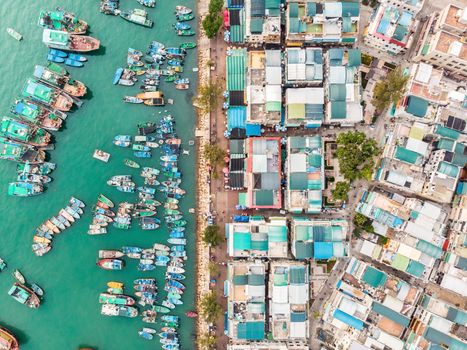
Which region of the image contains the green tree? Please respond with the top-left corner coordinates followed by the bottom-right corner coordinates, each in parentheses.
top-left (198, 333), bottom-right (216, 350)
top-left (208, 261), bottom-right (219, 277)
top-left (203, 224), bottom-right (222, 246)
top-left (200, 291), bottom-right (222, 324)
top-left (372, 67), bottom-right (409, 111)
top-left (204, 144), bottom-right (226, 178)
top-left (202, 13), bottom-right (223, 39)
top-left (209, 0), bottom-right (224, 13)
top-left (195, 80), bottom-right (222, 113)
top-left (353, 213), bottom-right (375, 233)
top-left (332, 181), bottom-right (351, 201)
top-left (335, 131), bottom-right (380, 182)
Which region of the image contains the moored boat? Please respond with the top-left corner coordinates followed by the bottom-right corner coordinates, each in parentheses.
top-left (22, 78), bottom-right (74, 111)
top-left (137, 0), bottom-right (156, 7)
top-left (99, 250), bottom-right (124, 259)
top-left (8, 182), bottom-right (43, 197)
top-left (8, 282), bottom-right (41, 308)
top-left (124, 159), bottom-right (140, 168)
top-left (99, 293), bottom-right (135, 305)
top-left (180, 41), bottom-right (196, 49)
top-left (101, 304), bottom-right (138, 317)
top-left (38, 10), bottom-right (88, 34)
top-left (7, 28), bottom-right (23, 41)
top-left (120, 9), bottom-right (153, 28)
top-left (42, 29), bottom-right (100, 52)
top-left (11, 99), bottom-right (65, 131)
top-left (96, 259), bottom-right (124, 270)
top-left (123, 96), bottom-right (143, 104)
top-left (0, 326), bottom-right (19, 350)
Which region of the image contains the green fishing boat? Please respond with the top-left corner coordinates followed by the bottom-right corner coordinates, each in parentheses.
top-left (99, 293), bottom-right (135, 306)
top-left (124, 159), bottom-right (140, 168)
top-left (0, 116), bottom-right (51, 147)
top-left (98, 194), bottom-right (114, 208)
top-left (176, 13), bottom-right (195, 22)
top-left (176, 29), bottom-right (195, 36)
top-left (153, 305), bottom-right (170, 313)
top-left (180, 42), bottom-right (196, 49)
top-left (11, 99), bottom-right (65, 132)
top-left (0, 136), bottom-right (45, 163)
top-left (38, 10), bottom-right (89, 34)
top-left (120, 9), bottom-right (153, 28)
top-left (164, 75), bottom-right (179, 82)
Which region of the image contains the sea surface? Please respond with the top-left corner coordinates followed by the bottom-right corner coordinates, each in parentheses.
top-left (0, 1), bottom-right (197, 349)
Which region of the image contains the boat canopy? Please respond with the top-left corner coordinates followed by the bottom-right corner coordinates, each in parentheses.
top-left (43, 29), bottom-right (68, 46)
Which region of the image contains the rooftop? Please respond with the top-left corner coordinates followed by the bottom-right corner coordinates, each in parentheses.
top-left (435, 31), bottom-right (467, 61)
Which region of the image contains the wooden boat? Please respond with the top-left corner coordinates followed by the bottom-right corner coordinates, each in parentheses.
top-left (13, 269), bottom-right (26, 284)
top-left (6, 27), bottom-right (22, 41)
top-left (185, 311), bottom-right (198, 318)
top-left (38, 10), bottom-right (88, 34)
top-left (42, 29), bottom-right (100, 52)
top-left (175, 6), bottom-right (192, 15)
top-left (123, 96), bottom-right (143, 104)
top-left (136, 91), bottom-right (164, 100)
top-left (0, 326), bottom-right (19, 350)
top-left (153, 243), bottom-right (170, 251)
top-left (107, 281), bottom-right (124, 289)
top-left (175, 83), bottom-right (189, 90)
top-left (93, 149), bottom-right (110, 162)
top-left (124, 159), bottom-right (140, 168)
top-left (120, 9), bottom-right (153, 27)
top-left (99, 293), bottom-right (135, 305)
top-left (11, 99), bottom-right (64, 131)
top-left (99, 250), bottom-right (124, 259)
top-left (1, 116), bottom-right (51, 147)
top-left (180, 41), bottom-right (196, 49)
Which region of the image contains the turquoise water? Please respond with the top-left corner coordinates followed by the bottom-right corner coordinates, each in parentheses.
top-left (0, 1), bottom-right (197, 349)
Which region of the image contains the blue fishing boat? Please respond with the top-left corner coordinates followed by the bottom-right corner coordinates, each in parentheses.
top-left (138, 186), bottom-right (156, 195)
top-left (167, 238), bottom-right (186, 245)
top-left (168, 298), bottom-right (183, 305)
top-left (138, 263), bottom-right (156, 271)
top-left (69, 53), bottom-right (87, 62)
top-left (173, 22), bottom-right (191, 30)
top-left (113, 68), bottom-right (123, 85)
top-left (169, 231), bottom-right (184, 238)
top-left (134, 151), bottom-right (151, 158)
top-left (167, 280), bottom-right (185, 290)
top-left (113, 140), bottom-right (131, 147)
top-left (132, 144), bottom-right (151, 152)
top-left (167, 292), bottom-right (181, 300)
top-left (65, 58), bottom-right (84, 67)
top-left (167, 59), bottom-right (183, 67)
top-left (134, 278), bottom-right (156, 285)
top-left (162, 344), bottom-right (180, 350)
top-left (49, 48), bottom-right (67, 57)
top-left (47, 54), bottom-right (65, 63)
top-left (170, 245), bottom-right (185, 252)
top-left (122, 246), bottom-right (142, 255)
top-left (161, 315), bottom-right (179, 323)
top-left (170, 251), bottom-right (186, 259)
top-left (166, 273), bottom-right (185, 281)
top-left (170, 227), bottom-right (185, 232)
top-left (117, 185), bottom-right (135, 193)
top-left (139, 330), bottom-right (154, 340)
top-left (138, 0), bottom-right (156, 7)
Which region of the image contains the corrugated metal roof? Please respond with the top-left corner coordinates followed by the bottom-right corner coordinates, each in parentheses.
top-left (406, 95), bottom-right (429, 117)
top-left (372, 302), bottom-right (410, 326)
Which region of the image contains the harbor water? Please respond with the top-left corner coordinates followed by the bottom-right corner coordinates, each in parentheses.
top-left (0, 0), bottom-right (197, 349)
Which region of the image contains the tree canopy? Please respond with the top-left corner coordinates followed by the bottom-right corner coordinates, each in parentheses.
top-left (372, 67), bottom-right (409, 111)
top-left (332, 181), bottom-right (351, 201)
top-left (204, 144), bottom-right (226, 178)
top-left (335, 131), bottom-right (380, 182)
top-left (198, 333), bottom-right (216, 350)
top-left (203, 224), bottom-right (222, 247)
top-left (353, 213), bottom-right (374, 233)
top-left (195, 80), bottom-right (222, 113)
top-left (202, 0), bottom-right (224, 38)
top-left (200, 291), bottom-right (222, 324)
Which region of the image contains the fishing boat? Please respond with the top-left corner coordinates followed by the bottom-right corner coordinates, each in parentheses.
top-left (13, 270), bottom-right (26, 284)
top-left (137, 0), bottom-right (156, 7)
top-left (65, 59), bottom-right (84, 67)
top-left (113, 68), bottom-right (123, 85)
top-left (99, 293), bottom-right (135, 305)
top-left (113, 140), bottom-right (130, 147)
top-left (42, 29), bottom-right (100, 52)
top-left (8, 182), bottom-right (43, 197)
top-left (122, 246), bottom-right (142, 255)
top-left (166, 272), bottom-right (185, 281)
top-left (0, 258), bottom-right (6, 272)
top-left (93, 149), bottom-right (110, 162)
top-left (88, 227), bottom-right (107, 235)
top-left (38, 10), bottom-right (88, 34)
top-left (47, 54), bottom-right (65, 63)
top-left (134, 278), bottom-right (155, 285)
top-left (173, 22), bottom-right (191, 30)
top-left (8, 283), bottom-right (41, 308)
top-left (99, 250), bottom-right (124, 259)
top-left (144, 98), bottom-right (165, 106)
top-left (49, 48), bottom-right (67, 57)
top-left (101, 304), bottom-right (138, 317)
top-left (138, 263), bottom-right (156, 271)
top-left (37, 63), bottom-right (87, 97)
top-left (167, 266), bottom-right (185, 274)
top-left (154, 305), bottom-right (170, 313)
top-left (31, 283), bottom-right (44, 297)
top-left (107, 281), bottom-right (124, 290)
top-left (134, 151), bottom-right (151, 158)
top-left (167, 238), bottom-right (186, 245)
top-left (176, 13), bottom-right (195, 22)
top-left (11, 99), bottom-right (65, 131)
top-left (65, 206), bottom-right (80, 219)
top-left (180, 41), bottom-right (196, 49)
top-left (120, 9), bottom-right (153, 27)
top-left (6, 27), bottom-right (22, 41)
top-left (139, 330), bottom-right (154, 340)
top-left (17, 162), bottom-right (55, 175)
top-left (69, 53), bottom-right (87, 61)
top-left (162, 300), bottom-right (175, 309)
top-left (185, 310), bottom-right (198, 318)
top-left (123, 96), bottom-right (143, 104)
top-left (162, 345), bottom-right (180, 350)
top-left (176, 29), bottom-right (195, 36)
top-left (1, 116), bottom-right (51, 147)
top-left (161, 315), bottom-right (179, 323)
top-left (175, 6), bottom-right (192, 15)
top-left (22, 78), bottom-right (74, 111)
top-left (0, 326), bottom-right (19, 350)
top-left (154, 243), bottom-right (170, 251)
top-left (124, 159), bottom-right (140, 168)
top-left (96, 259), bottom-right (124, 270)
top-left (70, 196), bottom-right (85, 208)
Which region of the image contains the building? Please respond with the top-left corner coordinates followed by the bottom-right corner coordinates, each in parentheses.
top-left (356, 189), bottom-right (449, 281)
top-left (325, 48), bottom-right (363, 125)
top-left (413, 4), bottom-right (467, 78)
top-left (285, 87), bottom-right (325, 127)
top-left (286, 0), bottom-right (360, 45)
top-left (406, 295), bottom-right (467, 349)
top-left (226, 260), bottom-right (267, 341)
top-left (285, 47), bottom-right (324, 86)
top-left (227, 0), bottom-right (246, 44)
top-left (269, 261), bottom-right (309, 341)
top-left (291, 218), bottom-right (349, 260)
top-left (228, 139), bottom-right (247, 190)
top-left (244, 137), bottom-right (282, 209)
top-left (226, 48), bottom-right (248, 136)
top-left (246, 50), bottom-right (282, 126)
top-left (285, 135), bottom-right (324, 213)
top-left (364, 4), bottom-right (418, 55)
top-left (378, 0), bottom-right (424, 15)
top-left (226, 217), bottom-right (288, 258)
top-left (244, 0), bottom-right (281, 44)
top-left (228, 343), bottom-right (308, 350)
